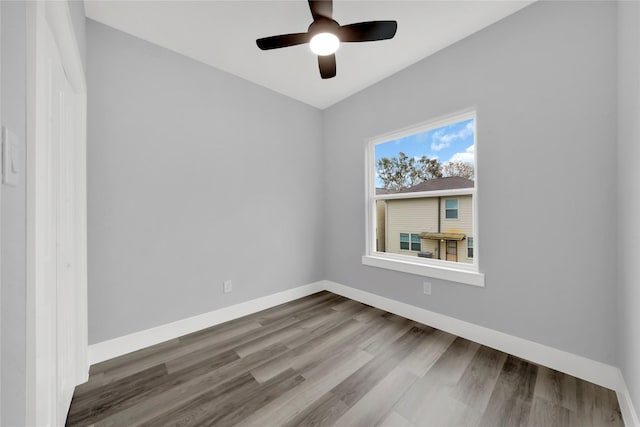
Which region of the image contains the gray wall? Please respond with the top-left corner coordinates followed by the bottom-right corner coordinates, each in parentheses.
top-left (87, 20), bottom-right (324, 344)
top-left (322, 1), bottom-right (618, 365)
top-left (617, 0), bottom-right (640, 415)
top-left (1, 2), bottom-right (27, 425)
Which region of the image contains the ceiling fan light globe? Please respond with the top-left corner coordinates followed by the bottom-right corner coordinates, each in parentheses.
top-left (310, 32), bottom-right (340, 56)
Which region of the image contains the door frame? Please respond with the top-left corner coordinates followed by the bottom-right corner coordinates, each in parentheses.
top-left (25, 2), bottom-right (87, 425)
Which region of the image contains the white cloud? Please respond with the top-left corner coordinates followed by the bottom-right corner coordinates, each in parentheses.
top-left (413, 155), bottom-right (438, 162)
top-left (449, 144), bottom-right (475, 163)
top-left (430, 122), bottom-right (474, 152)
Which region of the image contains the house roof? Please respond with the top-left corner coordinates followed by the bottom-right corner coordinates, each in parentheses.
top-left (401, 176), bottom-right (474, 193)
top-left (375, 188), bottom-right (395, 195)
top-left (376, 176), bottom-right (474, 195)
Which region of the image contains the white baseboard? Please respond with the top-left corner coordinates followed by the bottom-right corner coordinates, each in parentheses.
top-left (321, 280), bottom-right (621, 391)
top-left (617, 370), bottom-right (640, 427)
top-left (88, 281), bottom-right (325, 365)
top-left (87, 279), bottom-right (638, 426)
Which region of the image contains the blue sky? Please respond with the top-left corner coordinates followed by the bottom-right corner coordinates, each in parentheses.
top-left (375, 118), bottom-right (475, 186)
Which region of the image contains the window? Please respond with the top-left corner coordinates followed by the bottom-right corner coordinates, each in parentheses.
top-left (363, 110), bottom-right (484, 287)
top-left (400, 233), bottom-right (422, 251)
top-left (445, 199), bottom-right (458, 219)
top-left (411, 234), bottom-right (421, 251)
top-left (400, 233), bottom-right (410, 250)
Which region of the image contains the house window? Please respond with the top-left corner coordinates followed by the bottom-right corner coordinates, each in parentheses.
top-left (400, 233), bottom-right (421, 251)
top-left (445, 199), bottom-right (458, 219)
top-left (411, 234), bottom-right (421, 251)
top-left (400, 233), bottom-right (410, 250)
top-left (364, 110), bottom-right (483, 287)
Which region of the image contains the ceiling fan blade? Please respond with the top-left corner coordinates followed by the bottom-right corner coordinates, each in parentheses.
top-left (318, 54), bottom-right (336, 79)
top-left (256, 32), bottom-right (311, 50)
top-left (339, 21), bottom-right (398, 42)
top-left (308, 0), bottom-right (333, 21)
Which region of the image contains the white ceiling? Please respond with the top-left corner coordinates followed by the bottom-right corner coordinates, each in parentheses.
top-left (84, 1), bottom-right (534, 109)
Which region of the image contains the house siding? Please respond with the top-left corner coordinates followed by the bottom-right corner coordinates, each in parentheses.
top-left (375, 200), bottom-right (386, 252)
top-left (386, 197), bottom-right (439, 256)
top-left (385, 194), bottom-right (473, 263)
top-left (441, 195), bottom-right (474, 264)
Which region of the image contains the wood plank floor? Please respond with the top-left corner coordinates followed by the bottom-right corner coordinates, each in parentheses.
top-left (66, 291), bottom-right (624, 427)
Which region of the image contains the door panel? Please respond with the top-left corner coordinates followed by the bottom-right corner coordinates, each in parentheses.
top-left (42, 20), bottom-right (79, 425)
top-left (446, 240), bottom-right (458, 262)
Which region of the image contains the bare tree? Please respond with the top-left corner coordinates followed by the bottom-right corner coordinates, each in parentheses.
top-left (377, 152), bottom-right (443, 190)
top-left (442, 161), bottom-right (475, 179)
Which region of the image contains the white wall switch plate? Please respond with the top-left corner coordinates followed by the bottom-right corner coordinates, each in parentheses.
top-left (2, 126), bottom-right (19, 187)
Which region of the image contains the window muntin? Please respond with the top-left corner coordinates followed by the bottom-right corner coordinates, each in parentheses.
top-left (445, 199), bottom-right (459, 219)
top-left (367, 111), bottom-right (478, 276)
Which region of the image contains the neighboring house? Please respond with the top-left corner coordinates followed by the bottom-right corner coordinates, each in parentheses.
top-left (376, 176), bottom-right (474, 264)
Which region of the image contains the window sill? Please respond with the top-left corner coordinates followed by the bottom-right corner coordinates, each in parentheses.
top-left (362, 254), bottom-right (485, 287)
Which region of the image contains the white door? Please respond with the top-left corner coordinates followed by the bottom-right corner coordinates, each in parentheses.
top-left (54, 37), bottom-right (79, 417)
top-left (40, 20), bottom-right (78, 425)
top-left (27, 2), bottom-right (88, 425)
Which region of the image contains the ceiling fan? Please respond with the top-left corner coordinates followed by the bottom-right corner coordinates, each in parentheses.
top-left (256, 0), bottom-right (397, 79)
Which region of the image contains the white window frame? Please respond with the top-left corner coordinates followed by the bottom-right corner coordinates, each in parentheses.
top-left (362, 109), bottom-right (484, 287)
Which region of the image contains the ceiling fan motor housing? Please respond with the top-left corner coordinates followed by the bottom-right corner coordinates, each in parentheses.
top-left (308, 18), bottom-right (340, 37)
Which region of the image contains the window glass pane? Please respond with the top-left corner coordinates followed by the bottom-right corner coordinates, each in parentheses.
top-left (411, 235), bottom-right (421, 251)
top-left (400, 233), bottom-right (409, 250)
top-left (445, 199), bottom-right (458, 219)
top-left (372, 115), bottom-right (476, 266)
top-left (467, 237), bottom-right (473, 248)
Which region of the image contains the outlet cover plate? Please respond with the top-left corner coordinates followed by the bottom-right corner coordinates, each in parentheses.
top-left (423, 281), bottom-right (432, 295)
top-left (223, 280), bottom-right (232, 293)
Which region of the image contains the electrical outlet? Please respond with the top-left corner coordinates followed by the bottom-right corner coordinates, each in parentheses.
top-left (223, 280), bottom-right (232, 293)
top-left (423, 281), bottom-right (432, 295)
